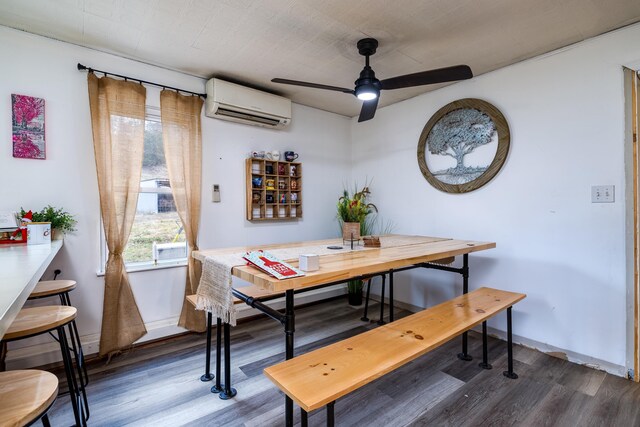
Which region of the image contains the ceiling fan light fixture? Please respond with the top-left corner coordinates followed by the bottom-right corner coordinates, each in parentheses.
top-left (355, 85), bottom-right (379, 101)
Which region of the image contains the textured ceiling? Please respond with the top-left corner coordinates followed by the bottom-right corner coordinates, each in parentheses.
top-left (2, 0), bottom-right (640, 117)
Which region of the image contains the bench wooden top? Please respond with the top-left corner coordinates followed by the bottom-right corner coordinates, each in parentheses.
top-left (193, 235), bottom-right (495, 293)
top-left (0, 370), bottom-right (58, 427)
top-left (264, 287), bottom-right (525, 412)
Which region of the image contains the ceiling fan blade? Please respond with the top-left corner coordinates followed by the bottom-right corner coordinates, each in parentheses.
top-left (272, 78), bottom-right (354, 94)
top-left (358, 97), bottom-right (379, 123)
top-left (380, 65), bottom-right (473, 90)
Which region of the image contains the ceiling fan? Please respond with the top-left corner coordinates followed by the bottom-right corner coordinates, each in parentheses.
top-left (272, 38), bottom-right (473, 123)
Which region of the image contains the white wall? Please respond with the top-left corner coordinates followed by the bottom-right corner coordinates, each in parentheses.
top-left (0, 26), bottom-right (351, 364)
top-left (351, 23), bottom-right (640, 374)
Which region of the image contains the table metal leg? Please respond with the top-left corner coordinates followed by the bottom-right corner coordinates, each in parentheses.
top-left (457, 254), bottom-right (473, 361)
top-left (377, 275), bottom-right (386, 325)
top-left (361, 278), bottom-right (372, 321)
top-left (219, 322), bottom-right (237, 399)
top-left (211, 318), bottom-right (223, 393)
top-left (284, 290), bottom-right (295, 427)
top-left (389, 270), bottom-right (394, 322)
top-left (201, 312), bottom-right (214, 382)
top-left (301, 409), bottom-right (308, 427)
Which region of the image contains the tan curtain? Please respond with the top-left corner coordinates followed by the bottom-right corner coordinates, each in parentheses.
top-left (88, 73), bottom-right (147, 356)
top-left (160, 90), bottom-right (206, 332)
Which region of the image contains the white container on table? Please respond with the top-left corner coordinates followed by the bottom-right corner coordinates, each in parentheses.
top-left (299, 254), bottom-right (319, 271)
top-left (27, 222), bottom-right (51, 245)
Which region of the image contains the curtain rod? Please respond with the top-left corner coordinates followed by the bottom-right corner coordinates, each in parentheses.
top-left (77, 63), bottom-right (207, 98)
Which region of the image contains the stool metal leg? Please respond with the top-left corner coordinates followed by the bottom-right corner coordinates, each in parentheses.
top-left (60, 292), bottom-right (89, 388)
top-left (41, 413), bottom-right (51, 427)
top-left (201, 312), bottom-right (214, 382)
top-left (503, 307), bottom-right (518, 379)
top-left (326, 401), bottom-right (335, 427)
top-left (65, 320), bottom-right (90, 420)
top-left (57, 325), bottom-right (85, 426)
top-left (211, 318), bottom-right (223, 393)
top-left (377, 275), bottom-right (386, 325)
top-left (360, 278), bottom-right (372, 321)
top-left (301, 409), bottom-right (308, 427)
top-left (478, 321), bottom-right (492, 370)
top-left (219, 322), bottom-right (237, 399)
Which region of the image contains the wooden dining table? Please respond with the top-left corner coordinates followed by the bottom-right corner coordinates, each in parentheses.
top-left (193, 234), bottom-right (495, 426)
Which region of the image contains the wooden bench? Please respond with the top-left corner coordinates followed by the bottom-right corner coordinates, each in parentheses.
top-left (187, 285), bottom-right (284, 398)
top-left (264, 287), bottom-right (525, 426)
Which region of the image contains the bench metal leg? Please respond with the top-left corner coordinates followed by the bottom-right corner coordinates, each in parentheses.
top-left (326, 401), bottom-right (335, 427)
top-left (285, 290), bottom-right (295, 427)
top-left (377, 275), bottom-right (386, 325)
top-left (503, 306), bottom-right (518, 379)
top-left (361, 278), bottom-right (372, 321)
top-left (211, 318), bottom-right (223, 393)
top-left (219, 322), bottom-right (237, 399)
top-left (457, 254), bottom-right (473, 361)
top-left (478, 321), bottom-right (492, 370)
top-left (201, 312), bottom-right (215, 382)
top-left (301, 409), bottom-right (308, 427)
top-left (389, 270), bottom-right (394, 322)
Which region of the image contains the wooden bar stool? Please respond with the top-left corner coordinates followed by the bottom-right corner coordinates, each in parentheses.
top-left (28, 280), bottom-right (89, 389)
top-left (2, 307), bottom-right (87, 426)
top-left (0, 370), bottom-right (59, 427)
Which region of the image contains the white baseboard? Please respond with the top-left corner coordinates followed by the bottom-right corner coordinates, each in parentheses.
top-left (6, 284), bottom-right (347, 370)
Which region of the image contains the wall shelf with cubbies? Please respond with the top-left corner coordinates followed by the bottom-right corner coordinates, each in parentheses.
top-left (246, 158), bottom-right (302, 221)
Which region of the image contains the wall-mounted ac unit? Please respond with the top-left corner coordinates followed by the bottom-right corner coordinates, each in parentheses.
top-left (205, 78), bottom-right (291, 129)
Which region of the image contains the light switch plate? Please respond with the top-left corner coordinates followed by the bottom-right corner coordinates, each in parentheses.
top-left (212, 184), bottom-right (221, 202)
top-left (591, 185), bottom-right (614, 203)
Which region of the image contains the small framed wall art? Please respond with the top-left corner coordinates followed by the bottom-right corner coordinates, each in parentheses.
top-left (12, 94), bottom-right (46, 159)
top-left (417, 98), bottom-right (509, 193)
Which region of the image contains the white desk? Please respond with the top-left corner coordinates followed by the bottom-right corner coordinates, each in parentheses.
top-left (0, 241), bottom-right (63, 340)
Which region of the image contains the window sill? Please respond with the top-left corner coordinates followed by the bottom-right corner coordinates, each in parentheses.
top-left (96, 260), bottom-right (188, 277)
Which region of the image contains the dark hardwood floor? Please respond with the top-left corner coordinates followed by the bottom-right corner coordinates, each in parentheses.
top-left (45, 297), bottom-right (640, 426)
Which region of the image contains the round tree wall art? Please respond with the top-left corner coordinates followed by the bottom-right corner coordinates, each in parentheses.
top-left (417, 98), bottom-right (509, 193)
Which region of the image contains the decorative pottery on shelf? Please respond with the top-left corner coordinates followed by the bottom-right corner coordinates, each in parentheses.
top-left (342, 222), bottom-right (360, 241)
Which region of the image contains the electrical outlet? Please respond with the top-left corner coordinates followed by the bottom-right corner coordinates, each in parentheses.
top-left (591, 185), bottom-right (614, 203)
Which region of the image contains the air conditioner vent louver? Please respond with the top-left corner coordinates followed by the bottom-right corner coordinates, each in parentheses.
top-left (216, 107), bottom-right (282, 126)
top-left (205, 78), bottom-right (291, 129)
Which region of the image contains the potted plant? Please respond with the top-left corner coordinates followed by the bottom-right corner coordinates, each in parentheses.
top-left (337, 184), bottom-right (378, 305)
top-left (21, 206), bottom-right (77, 240)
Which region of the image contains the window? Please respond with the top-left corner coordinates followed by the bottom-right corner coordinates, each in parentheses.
top-left (99, 109), bottom-right (187, 273)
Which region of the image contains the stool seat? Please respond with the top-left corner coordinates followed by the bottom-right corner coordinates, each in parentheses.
top-left (30, 280), bottom-right (77, 298)
top-left (4, 306), bottom-right (77, 341)
top-left (0, 370), bottom-right (58, 427)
